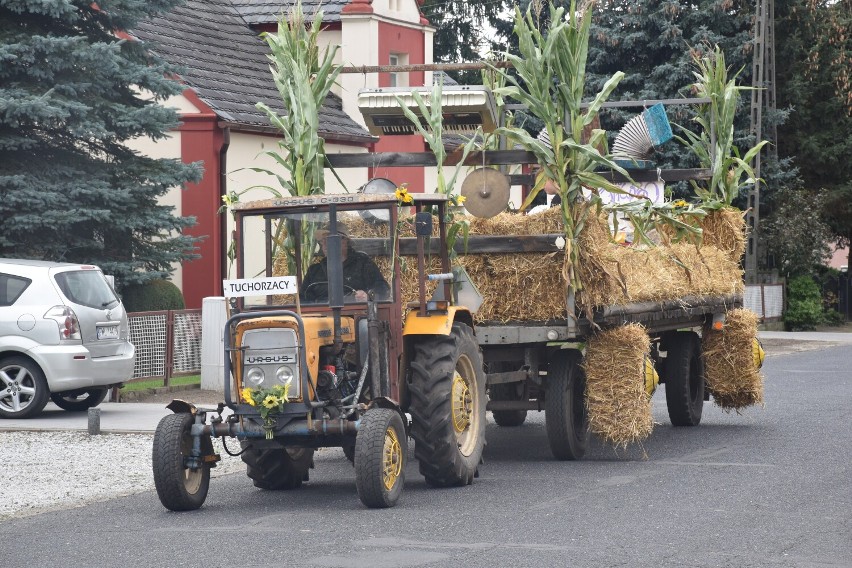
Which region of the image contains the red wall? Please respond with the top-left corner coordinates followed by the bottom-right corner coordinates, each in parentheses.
top-left (178, 93), bottom-right (224, 309)
top-left (373, 20), bottom-right (426, 193)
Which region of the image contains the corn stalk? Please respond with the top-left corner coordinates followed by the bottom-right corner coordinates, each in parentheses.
top-left (675, 46), bottom-right (767, 208)
top-left (247, 1), bottom-right (343, 273)
top-left (489, 0), bottom-right (631, 298)
top-left (605, 199), bottom-right (707, 247)
top-left (395, 79), bottom-right (479, 259)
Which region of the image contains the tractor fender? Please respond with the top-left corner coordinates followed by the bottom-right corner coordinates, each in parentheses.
top-left (366, 396), bottom-right (408, 433)
top-left (402, 306), bottom-right (474, 336)
top-left (166, 399), bottom-right (198, 415)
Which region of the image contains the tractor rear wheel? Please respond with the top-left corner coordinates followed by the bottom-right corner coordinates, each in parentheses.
top-left (664, 331), bottom-right (704, 426)
top-left (409, 323), bottom-right (486, 487)
top-left (545, 350), bottom-right (589, 461)
top-left (240, 445), bottom-right (314, 490)
top-left (152, 413), bottom-right (211, 511)
top-left (355, 408), bottom-right (406, 508)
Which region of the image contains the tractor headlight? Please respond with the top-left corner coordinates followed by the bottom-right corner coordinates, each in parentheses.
top-left (276, 366), bottom-right (294, 385)
top-left (245, 366), bottom-right (265, 387)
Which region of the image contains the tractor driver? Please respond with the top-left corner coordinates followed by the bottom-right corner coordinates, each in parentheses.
top-left (300, 223), bottom-right (390, 303)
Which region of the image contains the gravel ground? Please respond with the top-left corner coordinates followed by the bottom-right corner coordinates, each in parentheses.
top-left (0, 338), bottom-right (838, 522)
top-left (0, 431), bottom-right (246, 522)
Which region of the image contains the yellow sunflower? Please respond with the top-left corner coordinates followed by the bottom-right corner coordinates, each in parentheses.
top-left (262, 395), bottom-right (280, 409)
top-left (241, 387), bottom-right (256, 406)
top-left (395, 187), bottom-right (414, 204)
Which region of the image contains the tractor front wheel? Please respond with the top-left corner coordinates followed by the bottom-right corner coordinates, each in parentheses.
top-left (409, 323), bottom-right (486, 487)
top-left (355, 408), bottom-right (406, 508)
top-left (152, 413), bottom-right (212, 511)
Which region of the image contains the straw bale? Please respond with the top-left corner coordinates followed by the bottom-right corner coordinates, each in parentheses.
top-left (575, 213), bottom-right (744, 311)
top-left (702, 308), bottom-right (764, 411)
top-left (584, 323), bottom-right (654, 448)
top-left (699, 208), bottom-right (746, 261)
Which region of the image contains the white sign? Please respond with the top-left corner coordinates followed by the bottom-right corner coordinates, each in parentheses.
top-left (587, 181), bottom-right (666, 205)
top-left (222, 277), bottom-right (297, 298)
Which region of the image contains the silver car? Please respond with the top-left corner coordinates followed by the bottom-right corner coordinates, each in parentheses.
top-left (0, 259), bottom-right (135, 418)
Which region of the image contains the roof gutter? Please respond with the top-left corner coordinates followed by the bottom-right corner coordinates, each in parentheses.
top-left (219, 126), bottom-right (231, 286)
top-left (216, 120), bottom-right (377, 145)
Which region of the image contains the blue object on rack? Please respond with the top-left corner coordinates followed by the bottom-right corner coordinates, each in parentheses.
top-left (643, 103), bottom-right (673, 146)
top-left (611, 103), bottom-right (674, 169)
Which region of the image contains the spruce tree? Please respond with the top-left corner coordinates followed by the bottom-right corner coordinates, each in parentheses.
top-left (775, 0), bottom-right (851, 268)
top-left (421, 0), bottom-right (510, 84)
top-left (0, 0), bottom-right (201, 289)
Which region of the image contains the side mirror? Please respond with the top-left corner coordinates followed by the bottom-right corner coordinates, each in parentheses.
top-left (415, 212), bottom-right (433, 237)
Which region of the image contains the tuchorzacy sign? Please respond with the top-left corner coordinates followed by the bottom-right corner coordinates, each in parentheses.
top-left (223, 277), bottom-right (297, 298)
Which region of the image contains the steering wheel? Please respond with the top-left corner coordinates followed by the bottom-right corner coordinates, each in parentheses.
top-left (302, 281), bottom-right (358, 302)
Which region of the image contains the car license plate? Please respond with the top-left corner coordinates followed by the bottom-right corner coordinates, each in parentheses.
top-left (97, 325), bottom-right (119, 340)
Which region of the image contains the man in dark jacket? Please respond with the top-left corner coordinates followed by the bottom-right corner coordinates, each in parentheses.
top-left (300, 224), bottom-right (390, 303)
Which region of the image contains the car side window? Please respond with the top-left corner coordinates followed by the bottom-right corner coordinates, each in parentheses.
top-left (0, 273), bottom-right (31, 306)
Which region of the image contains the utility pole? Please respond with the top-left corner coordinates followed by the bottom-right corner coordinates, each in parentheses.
top-left (747, 0), bottom-right (777, 284)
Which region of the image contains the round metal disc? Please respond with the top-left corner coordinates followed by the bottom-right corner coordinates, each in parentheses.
top-left (461, 168), bottom-right (510, 218)
top-left (357, 177), bottom-right (396, 224)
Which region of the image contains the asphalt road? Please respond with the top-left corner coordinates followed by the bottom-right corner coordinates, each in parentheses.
top-left (3, 343), bottom-right (851, 568)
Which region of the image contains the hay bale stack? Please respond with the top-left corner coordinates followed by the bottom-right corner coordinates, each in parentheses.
top-left (702, 308), bottom-right (764, 411)
top-left (575, 212), bottom-right (743, 311)
top-left (272, 205), bottom-right (745, 323)
top-left (584, 323), bottom-right (654, 448)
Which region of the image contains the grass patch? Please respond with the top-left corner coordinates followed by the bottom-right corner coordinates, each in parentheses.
top-left (121, 375), bottom-right (200, 392)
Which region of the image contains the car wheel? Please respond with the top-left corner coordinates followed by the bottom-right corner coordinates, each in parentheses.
top-left (50, 388), bottom-right (109, 412)
top-left (0, 356), bottom-right (50, 419)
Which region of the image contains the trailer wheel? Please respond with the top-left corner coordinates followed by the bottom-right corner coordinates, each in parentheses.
top-left (355, 408), bottom-right (406, 508)
top-left (545, 350), bottom-right (589, 460)
top-left (152, 413), bottom-right (211, 511)
top-left (240, 445), bottom-right (314, 490)
top-left (664, 331), bottom-right (704, 426)
top-left (489, 382), bottom-right (528, 427)
top-left (410, 323), bottom-right (486, 487)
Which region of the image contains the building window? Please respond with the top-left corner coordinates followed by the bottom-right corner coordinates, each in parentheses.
top-left (389, 53), bottom-right (407, 87)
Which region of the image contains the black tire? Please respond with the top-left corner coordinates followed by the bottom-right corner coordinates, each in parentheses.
top-left (240, 444), bottom-right (314, 490)
top-left (487, 362), bottom-right (527, 427)
top-left (409, 323), bottom-right (486, 487)
top-left (50, 388), bottom-right (109, 411)
top-left (489, 383), bottom-right (528, 427)
top-left (355, 408), bottom-right (406, 508)
top-left (664, 332), bottom-right (704, 427)
top-left (342, 442), bottom-right (356, 465)
top-left (0, 356), bottom-right (50, 419)
top-left (545, 350), bottom-right (589, 460)
top-left (152, 413), bottom-right (211, 511)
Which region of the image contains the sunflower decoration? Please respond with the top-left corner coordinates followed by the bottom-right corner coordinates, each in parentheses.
top-left (241, 381), bottom-right (292, 439)
top-left (449, 194), bottom-right (467, 207)
top-left (395, 184), bottom-right (414, 205)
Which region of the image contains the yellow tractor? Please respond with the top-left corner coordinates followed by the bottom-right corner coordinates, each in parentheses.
top-left (153, 192), bottom-right (485, 509)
